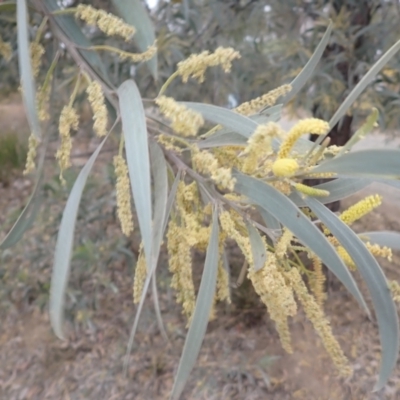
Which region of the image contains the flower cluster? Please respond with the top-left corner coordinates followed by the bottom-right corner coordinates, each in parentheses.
top-left (76, 5), bottom-right (136, 40)
top-left (56, 105), bottom-right (79, 180)
top-left (177, 47), bottom-right (240, 83)
top-left (86, 80), bottom-right (108, 137)
top-left (155, 96), bottom-right (204, 137)
top-left (113, 155), bottom-right (134, 236)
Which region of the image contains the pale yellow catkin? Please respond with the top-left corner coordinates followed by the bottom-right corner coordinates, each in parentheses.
top-left (177, 46), bottom-right (241, 83)
top-left (23, 134), bottom-right (38, 175)
top-left (56, 106), bottom-right (79, 178)
top-left (285, 267), bottom-right (352, 377)
top-left (234, 85), bottom-right (292, 116)
top-left (0, 37), bottom-right (12, 61)
top-left (278, 118), bottom-right (329, 159)
top-left (241, 123), bottom-right (282, 174)
top-left (113, 155), bottom-right (134, 236)
top-left (30, 42), bottom-right (45, 78)
top-left (339, 195), bottom-right (382, 226)
top-left (76, 5), bottom-right (136, 40)
top-left (389, 280), bottom-right (400, 302)
top-left (309, 256), bottom-right (326, 307)
top-left (166, 220), bottom-right (196, 321)
top-left (248, 253), bottom-right (297, 353)
top-left (215, 258), bottom-right (231, 304)
top-left (155, 96), bottom-right (204, 137)
top-left (192, 148), bottom-right (236, 191)
top-left (133, 244), bottom-right (147, 304)
top-left (86, 80), bottom-right (108, 137)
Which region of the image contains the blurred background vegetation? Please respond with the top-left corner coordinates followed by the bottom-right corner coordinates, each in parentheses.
top-left (1, 1), bottom-right (400, 398)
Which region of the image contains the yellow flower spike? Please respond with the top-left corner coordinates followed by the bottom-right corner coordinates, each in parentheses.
top-left (23, 134), bottom-right (38, 175)
top-left (192, 148), bottom-right (236, 191)
top-left (309, 256), bottom-right (326, 308)
top-left (56, 105), bottom-right (79, 178)
top-left (272, 158), bottom-right (299, 177)
top-left (388, 280), bottom-right (400, 302)
top-left (155, 96), bottom-right (204, 136)
top-left (113, 155), bottom-right (134, 236)
top-left (219, 210), bottom-right (253, 264)
top-left (216, 258), bottom-right (231, 304)
top-left (166, 220), bottom-right (196, 321)
top-left (366, 242), bottom-right (392, 262)
top-left (339, 194), bottom-right (382, 226)
top-left (177, 46), bottom-right (240, 83)
top-left (76, 5), bottom-right (136, 41)
top-left (278, 118), bottom-right (329, 159)
top-left (30, 42), bottom-right (45, 78)
top-left (0, 37), bottom-right (12, 61)
top-left (235, 84), bottom-right (292, 116)
top-left (241, 123), bottom-right (282, 174)
top-left (275, 228), bottom-right (293, 259)
top-left (285, 267), bottom-right (352, 377)
top-left (86, 80), bottom-right (108, 137)
top-left (294, 183), bottom-right (330, 197)
top-left (336, 246), bottom-right (356, 270)
top-left (248, 253), bottom-right (297, 353)
top-left (133, 244), bottom-right (147, 304)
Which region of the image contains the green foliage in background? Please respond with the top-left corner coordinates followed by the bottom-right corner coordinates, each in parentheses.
top-left (1, 1), bottom-right (400, 399)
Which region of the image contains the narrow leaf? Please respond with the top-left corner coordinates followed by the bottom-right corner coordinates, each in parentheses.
top-left (17, 0), bottom-right (41, 139)
top-left (118, 79), bottom-right (152, 266)
top-left (112, 0), bottom-right (157, 80)
top-left (149, 141), bottom-right (169, 340)
top-left (233, 172), bottom-right (369, 314)
top-left (282, 22), bottom-right (333, 104)
top-left (256, 206), bottom-right (281, 240)
top-left (329, 39), bottom-right (400, 129)
top-left (245, 221), bottom-right (267, 271)
top-left (170, 208), bottom-right (219, 400)
top-left (50, 136), bottom-right (108, 339)
top-left (303, 196), bottom-right (399, 391)
top-left (124, 169), bottom-right (181, 372)
top-left (182, 102), bottom-right (258, 138)
top-left (312, 149), bottom-right (400, 176)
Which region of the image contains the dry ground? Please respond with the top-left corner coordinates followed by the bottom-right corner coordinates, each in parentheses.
top-left (1, 99), bottom-right (400, 399)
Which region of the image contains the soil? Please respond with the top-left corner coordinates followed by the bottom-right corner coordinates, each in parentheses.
top-left (1, 102), bottom-right (400, 399)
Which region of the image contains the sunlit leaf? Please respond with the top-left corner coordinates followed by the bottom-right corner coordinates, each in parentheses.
top-left (303, 196), bottom-right (399, 391)
top-left (234, 172), bottom-right (369, 314)
top-left (170, 207), bottom-right (219, 400)
top-left (50, 136), bottom-right (108, 339)
top-left (118, 79), bottom-right (152, 266)
top-left (112, 0), bottom-right (158, 80)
